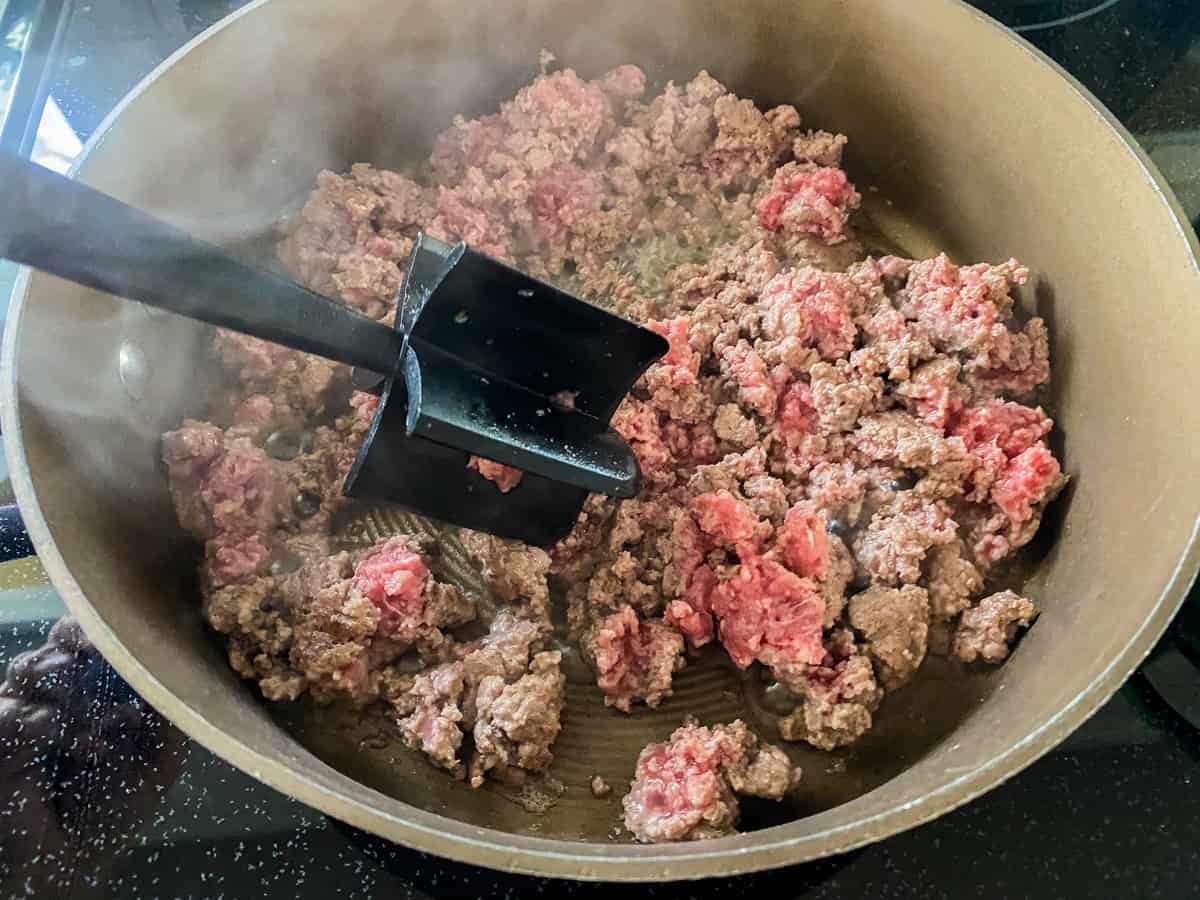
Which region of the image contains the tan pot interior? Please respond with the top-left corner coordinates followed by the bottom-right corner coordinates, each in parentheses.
top-left (4, 0), bottom-right (1199, 880)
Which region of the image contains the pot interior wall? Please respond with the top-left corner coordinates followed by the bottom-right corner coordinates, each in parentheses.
top-left (8, 0), bottom-right (1199, 873)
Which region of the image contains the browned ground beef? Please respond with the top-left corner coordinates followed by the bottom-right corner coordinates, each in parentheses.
top-left (160, 63), bottom-right (1064, 811)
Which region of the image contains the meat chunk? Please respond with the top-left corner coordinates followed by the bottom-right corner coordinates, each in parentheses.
top-left (598, 64), bottom-right (647, 101)
top-left (561, 494), bottom-right (680, 628)
top-left (621, 720), bottom-right (800, 842)
top-left (161, 421), bottom-right (224, 538)
top-left (924, 542), bottom-right (983, 618)
top-left (759, 267), bottom-right (861, 365)
top-left (705, 95), bottom-right (798, 190)
top-left (458, 610), bottom-right (542, 690)
top-left (398, 663), bottom-right (467, 776)
top-left (588, 607), bottom-right (684, 712)
top-left (852, 411), bottom-right (975, 495)
top-left (711, 556), bottom-right (826, 671)
top-left (469, 650), bottom-right (566, 787)
top-left (951, 400), bottom-right (1053, 458)
top-left (894, 357), bottom-right (967, 430)
top-left (395, 611), bottom-right (564, 785)
top-left (662, 494), bottom-right (829, 674)
top-left (898, 254), bottom-right (1027, 361)
top-left (725, 739), bottom-right (799, 799)
top-left (819, 535), bottom-right (854, 626)
top-left (953, 590), bottom-right (1037, 663)
top-left (810, 360), bottom-right (882, 433)
top-left (458, 530), bottom-right (552, 625)
top-left (353, 536), bottom-right (474, 641)
top-left (777, 654), bottom-right (882, 751)
top-left (206, 533), bottom-right (272, 588)
top-left (206, 550), bottom-right (385, 706)
top-left (201, 445), bottom-right (279, 537)
top-left (278, 164), bottom-right (431, 313)
top-left (853, 492), bottom-right (957, 586)
top-left (846, 585), bottom-right (931, 690)
top-left (467, 456), bottom-right (525, 493)
top-left (990, 444), bottom-right (1063, 528)
top-left (757, 162), bottom-right (861, 244)
top-left (792, 129), bottom-right (848, 167)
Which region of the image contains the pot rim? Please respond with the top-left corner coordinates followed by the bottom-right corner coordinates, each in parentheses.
top-left (3, 0), bottom-right (1198, 881)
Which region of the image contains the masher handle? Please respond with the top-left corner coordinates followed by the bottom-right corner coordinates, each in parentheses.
top-left (0, 150), bottom-right (403, 376)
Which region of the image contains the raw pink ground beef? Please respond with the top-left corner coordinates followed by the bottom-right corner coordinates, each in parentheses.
top-left (663, 491), bottom-right (834, 678)
top-left (160, 61), bottom-right (1065, 818)
top-left (353, 536), bottom-right (446, 641)
top-left (467, 455), bottom-right (525, 493)
top-left (758, 164), bottom-right (861, 243)
top-left (590, 606), bottom-right (684, 712)
top-left (621, 720), bottom-right (800, 842)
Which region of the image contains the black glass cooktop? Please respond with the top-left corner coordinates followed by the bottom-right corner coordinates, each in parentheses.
top-left (0, 1), bottom-right (1198, 897)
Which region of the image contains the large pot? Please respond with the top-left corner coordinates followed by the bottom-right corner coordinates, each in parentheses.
top-left (4, 0), bottom-right (1199, 880)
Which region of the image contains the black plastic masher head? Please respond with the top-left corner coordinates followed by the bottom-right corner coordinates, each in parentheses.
top-left (343, 233), bottom-right (669, 545)
top-left (0, 156), bottom-right (663, 545)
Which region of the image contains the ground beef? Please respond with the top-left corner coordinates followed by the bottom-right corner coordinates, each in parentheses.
top-left (810, 361), bottom-right (882, 433)
top-left (758, 267), bottom-right (861, 365)
top-left (161, 421), bottom-right (224, 537)
top-left (202, 537), bottom-right (471, 706)
top-left (853, 491), bottom-right (958, 586)
top-left (469, 650), bottom-right (566, 787)
top-left (660, 492), bottom-right (832, 677)
top-left (458, 530), bottom-right (552, 625)
top-left (354, 536), bottom-right (474, 641)
top-left (561, 493), bottom-right (681, 643)
top-left (466, 456), bottom-right (525, 493)
top-left (621, 720), bottom-right (800, 842)
top-left (395, 610), bottom-right (564, 784)
top-left (846, 585), bottom-right (930, 690)
top-left (924, 541), bottom-right (983, 619)
top-left (201, 445), bottom-right (278, 536)
top-left (758, 163), bottom-right (861, 243)
top-left (591, 775), bottom-right (613, 798)
top-left (163, 62), bottom-right (1066, 799)
top-left (278, 163), bottom-right (432, 314)
top-left (397, 662), bottom-right (467, 776)
top-left (586, 607), bottom-right (684, 712)
top-left (953, 590), bottom-right (1037, 663)
top-left (792, 130), bottom-right (848, 167)
top-left (457, 610), bottom-right (543, 690)
top-left (777, 653), bottom-right (882, 751)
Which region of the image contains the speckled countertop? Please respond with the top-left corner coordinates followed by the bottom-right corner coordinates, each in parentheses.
top-left (1, 1), bottom-right (1198, 897)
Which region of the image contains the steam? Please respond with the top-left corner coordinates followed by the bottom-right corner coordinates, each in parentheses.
top-left (12, 0), bottom-right (851, 518)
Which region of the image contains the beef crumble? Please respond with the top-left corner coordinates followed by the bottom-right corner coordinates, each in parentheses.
top-left (621, 719), bottom-right (801, 842)
top-left (161, 62), bottom-right (1065, 810)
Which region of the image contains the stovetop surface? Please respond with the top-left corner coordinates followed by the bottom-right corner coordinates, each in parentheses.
top-left (1, 2), bottom-right (1198, 897)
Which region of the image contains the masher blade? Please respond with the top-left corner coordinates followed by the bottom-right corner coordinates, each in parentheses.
top-left (342, 233), bottom-right (669, 543)
top-left (405, 234), bottom-right (668, 422)
top-left (342, 372), bottom-right (592, 545)
top-left (404, 339), bottom-right (641, 498)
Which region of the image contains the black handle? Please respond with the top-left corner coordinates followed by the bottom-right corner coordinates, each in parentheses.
top-left (0, 151), bottom-right (405, 376)
top-left (0, 0), bottom-right (74, 566)
top-left (0, 504), bottom-right (33, 562)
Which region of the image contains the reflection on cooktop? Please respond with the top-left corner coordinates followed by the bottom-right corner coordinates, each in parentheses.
top-left (1141, 595), bottom-right (1200, 733)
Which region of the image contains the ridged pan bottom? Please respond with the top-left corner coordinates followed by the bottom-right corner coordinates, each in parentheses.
top-left (269, 200), bottom-right (1001, 840)
top-left (271, 499), bottom-right (998, 842)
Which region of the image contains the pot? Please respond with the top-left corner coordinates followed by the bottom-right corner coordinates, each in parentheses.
top-left (4, 0), bottom-right (1199, 880)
